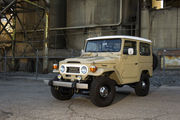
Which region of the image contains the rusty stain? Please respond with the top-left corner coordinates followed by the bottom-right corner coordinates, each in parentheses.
top-left (161, 56), bottom-right (180, 69)
top-left (158, 50), bottom-right (180, 56)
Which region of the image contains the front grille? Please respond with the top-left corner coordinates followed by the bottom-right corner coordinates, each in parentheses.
top-left (66, 67), bottom-right (80, 73)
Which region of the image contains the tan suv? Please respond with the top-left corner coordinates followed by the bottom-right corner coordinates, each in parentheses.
top-left (45, 35), bottom-right (153, 107)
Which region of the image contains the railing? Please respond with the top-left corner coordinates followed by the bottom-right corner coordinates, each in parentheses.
top-left (0, 24), bottom-right (138, 80)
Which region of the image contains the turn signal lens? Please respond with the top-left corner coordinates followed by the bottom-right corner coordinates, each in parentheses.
top-left (76, 76), bottom-right (82, 81)
top-left (57, 74), bottom-right (62, 80)
top-left (90, 66), bottom-right (97, 72)
top-left (53, 64), bottom-right (58, 69)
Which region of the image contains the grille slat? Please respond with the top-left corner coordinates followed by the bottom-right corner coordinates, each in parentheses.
top-left (67, 67), bottom-right (80, 73)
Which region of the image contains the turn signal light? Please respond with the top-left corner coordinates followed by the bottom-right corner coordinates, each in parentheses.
top-left (90, 66), bottom-right (97, 72)
top-left (53, 64), bottom-right (58, 69)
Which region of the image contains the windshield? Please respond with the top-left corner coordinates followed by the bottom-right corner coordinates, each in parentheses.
top-left (85, 39), bottom-right (121, 52)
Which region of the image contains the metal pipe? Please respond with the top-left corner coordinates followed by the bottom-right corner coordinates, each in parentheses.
top-left (176, 8), bottom-right (178, 48)
top-left (16, 26), bottom-right (136, 33)
top-left (43, 11), bottom-right (49, 72)
top-left (0, 0), bottom-right (16, 14)
top-left (36, 50), bottom-right (39, 80)
top-left (4, 50), bottom-right (7, 80)
top-left (138, 0), bottom-right (141, 36)
top-left (0, 56), bottom-right (75, 59)
top-left (22, 0), bottom-right (45, 10)
top-left (163, 49), bottom-right (166, 71)
top-left (12, 8), bottom-right (16, 71)
top-left (50, 0), bottom-right (123, 31)
top-left (13, 0), bottom-right (123, 32)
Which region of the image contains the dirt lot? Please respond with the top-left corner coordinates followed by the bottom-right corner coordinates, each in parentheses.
top-left (0, 70), bottom-right (180, 120)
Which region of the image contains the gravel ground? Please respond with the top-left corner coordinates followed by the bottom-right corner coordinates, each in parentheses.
top-left (150, 70), bottom-right (180, 87)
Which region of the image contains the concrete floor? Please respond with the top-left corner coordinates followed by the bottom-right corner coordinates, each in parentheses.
top-left (0, 78), bottom-right (180, 120)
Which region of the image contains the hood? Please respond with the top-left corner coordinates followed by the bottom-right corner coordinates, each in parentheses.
top-left (62, 56), bottom-right (118, 64)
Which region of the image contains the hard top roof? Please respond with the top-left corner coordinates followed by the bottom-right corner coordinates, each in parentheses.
top-left (86, 35), bottom-right (152, 43)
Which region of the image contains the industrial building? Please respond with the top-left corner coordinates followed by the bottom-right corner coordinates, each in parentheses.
top-left (0, 0), bottom-right (180, 73)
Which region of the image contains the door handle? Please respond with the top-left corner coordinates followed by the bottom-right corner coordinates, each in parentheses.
top-left (135, 63), bottom-right (138, 65)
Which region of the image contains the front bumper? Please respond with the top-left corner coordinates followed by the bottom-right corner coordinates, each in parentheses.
top-left (44, 80), bottom-right (88, 89)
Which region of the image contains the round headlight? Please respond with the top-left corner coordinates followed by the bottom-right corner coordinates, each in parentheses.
top-left (60, 65), bottom-right (65, 73)
top-left (81, 66), bottom-right (87, 74)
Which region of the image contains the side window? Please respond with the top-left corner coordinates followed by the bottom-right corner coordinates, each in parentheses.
top-left (140, 43), bottom-right (150, 56)
top-left (123, 40), bottom-right (137, 55)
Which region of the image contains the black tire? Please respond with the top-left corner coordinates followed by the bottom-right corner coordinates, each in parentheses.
top-left (153, 53), bottom-right (158, 71)
top-left (51, 86), bottom-right (74, 100)
top-left (135, 74), bottom-right (150, 96)
top-left (90, 77), bottom-right (115, 107)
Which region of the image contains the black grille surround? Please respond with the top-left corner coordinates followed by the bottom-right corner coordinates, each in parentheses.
top-left (67, 61), bottom-right (81, 63)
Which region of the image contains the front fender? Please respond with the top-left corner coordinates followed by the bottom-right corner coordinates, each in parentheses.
top-left (88, 68), bottom-right (114, 76)
top-left (88, 67), bottom-right (123, 85)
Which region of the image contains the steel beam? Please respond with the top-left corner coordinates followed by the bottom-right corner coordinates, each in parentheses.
top-left (11, 10), bottom-right (16, 71)
top-left (22, 0), bottom-right (45, 10)
top-left (43, 10), bottom-right (49, 72)
top-left (0, 15), bottom-right (13, 34)
top-left (0, 0), bottom-right (16, 14)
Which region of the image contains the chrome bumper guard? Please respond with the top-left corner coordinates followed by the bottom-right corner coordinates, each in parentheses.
top-left (44, 80), bottom-right (88, 89)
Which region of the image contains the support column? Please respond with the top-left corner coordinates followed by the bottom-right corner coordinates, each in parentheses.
top-left (12, 13), bottom-right (16, 71)
top-left (140, 0), bottom-right (150, 39)
top-left (43, 10), bottom-right (49, 73)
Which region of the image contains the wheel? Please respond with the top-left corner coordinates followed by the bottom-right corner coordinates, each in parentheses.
top-left (135, 74), bottom-right (150, 96)
top-left (90, 77), bottom-right (115, 107)
top-left (51, 86), bottom-right (74, 100)
top-left (50, 76), bottom-right (74, 100)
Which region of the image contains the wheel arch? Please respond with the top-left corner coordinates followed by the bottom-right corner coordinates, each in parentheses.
top-left (141, 70), bottom-right (150, 77)
top-left (103, 71), bottom-right (120, 85)
top-left (89, 71), bottom-right (118, 85)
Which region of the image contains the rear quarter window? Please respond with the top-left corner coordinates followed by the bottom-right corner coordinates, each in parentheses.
top-left (140, 43), bottom-right (150, 56)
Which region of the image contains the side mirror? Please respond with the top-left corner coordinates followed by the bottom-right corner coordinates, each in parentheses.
top-left (81, 49), bottom-right (85, 54)
top-left (128, 48), bottom-right (134, 55)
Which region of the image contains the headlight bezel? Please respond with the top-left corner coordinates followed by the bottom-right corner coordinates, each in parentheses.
top-left (60, 65), bottom-right (65, 73)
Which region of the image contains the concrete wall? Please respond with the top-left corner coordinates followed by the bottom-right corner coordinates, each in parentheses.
top-left (66, 0), bottom-right (138, 50)
top-left (66, 0), bottom-right (119, 50)
top-left (122, 0), bottom-right (138, 24)
top-left (67, 0), bottom-right (119, 26)
top-left (49, 0), bottom-right (66, 49)
top-left (142, 8), bottom-right (180, 49)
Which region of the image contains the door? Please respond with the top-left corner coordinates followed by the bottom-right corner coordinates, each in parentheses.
top-left (121, 40), bottom-right (139, 83)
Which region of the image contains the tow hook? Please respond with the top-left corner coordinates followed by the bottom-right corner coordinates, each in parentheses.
top-left (72, 80), bottom-right (78, 89)
top-left (48, 80), bottom-right (54, 86)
